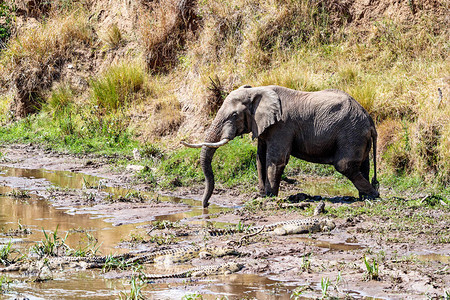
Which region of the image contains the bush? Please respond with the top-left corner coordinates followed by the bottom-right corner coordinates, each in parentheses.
top-left (90, 60), bottom-right (145, 111)
top-left (157, 137), bottom-right (257, 189)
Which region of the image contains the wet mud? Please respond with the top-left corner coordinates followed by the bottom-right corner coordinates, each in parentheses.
top-left (0, 144), bottom-right (449, 299)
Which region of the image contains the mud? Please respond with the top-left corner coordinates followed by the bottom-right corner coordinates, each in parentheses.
top-left (0, 144), bottom-right (449, 299)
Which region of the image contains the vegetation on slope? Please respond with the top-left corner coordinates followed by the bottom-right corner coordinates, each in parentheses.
top-left (0, 0), bottom-right (448, 196)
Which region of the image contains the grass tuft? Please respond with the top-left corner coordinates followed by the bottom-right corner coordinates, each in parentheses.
top-left (90, 60), bottom-right (145, 111)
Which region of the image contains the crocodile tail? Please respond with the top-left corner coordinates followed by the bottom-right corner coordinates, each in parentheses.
top-left (208, 228), bottom-right (237, 236)
top-left (371, 127), bottom-right (379, 191)
top-left (145, 270), bottom-right (189, 280)
top-left (144, 273), bottom-right (167, 280)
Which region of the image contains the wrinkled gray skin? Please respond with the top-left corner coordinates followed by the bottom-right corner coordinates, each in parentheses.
top-left (189, 85), bottom-right (379, 207)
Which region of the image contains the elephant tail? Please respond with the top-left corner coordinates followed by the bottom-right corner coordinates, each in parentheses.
top-left (371, 128), bottom-right (379, 191)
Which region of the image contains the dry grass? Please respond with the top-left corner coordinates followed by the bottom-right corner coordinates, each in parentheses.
top-left (139, 0), bottom-right (198, 72)
top-left (150, 95), bottom-right (184, 137)
top-left (0, 9), bottom-right (93, 117)
top-left (100, 23), bottom-right (123, 49)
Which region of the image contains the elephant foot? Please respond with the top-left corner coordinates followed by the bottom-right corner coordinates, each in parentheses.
top-left (359, 190), bottom-right (380, 201)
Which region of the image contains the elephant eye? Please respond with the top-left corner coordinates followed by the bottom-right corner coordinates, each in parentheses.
top-left (231, 112), bottom-right (238, 118)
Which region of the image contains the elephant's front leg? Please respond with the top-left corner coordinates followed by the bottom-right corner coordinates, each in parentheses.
top-left (257, 140), bottom-right (267, 196)
top-left (265, 144), bottom-right (290, 197)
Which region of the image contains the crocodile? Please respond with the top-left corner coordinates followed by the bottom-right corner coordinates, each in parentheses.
top-left (144, 262), bottom-right (244, 280)
top-left (0, 245), bottom-right (239, 274)
top-left (208, 218), bottom-right (335, 236)
top-left (126, 245), bottom-right (238, 265)
top-left (0, 253), bottom-right (133, 273)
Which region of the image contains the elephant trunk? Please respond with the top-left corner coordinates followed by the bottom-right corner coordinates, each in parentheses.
top-left (199, 120), bottom-right (225, 208)
top-left (200, 145), bottom-right (217, 208)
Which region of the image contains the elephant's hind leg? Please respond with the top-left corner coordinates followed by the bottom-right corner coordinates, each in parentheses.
top-left (360, 156), bottom-right (370, 182)
top-left (334, 158), bottom-right (379, 199)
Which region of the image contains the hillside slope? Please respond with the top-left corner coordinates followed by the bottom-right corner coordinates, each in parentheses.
top-left (0, 0), bottom-right (449, 189)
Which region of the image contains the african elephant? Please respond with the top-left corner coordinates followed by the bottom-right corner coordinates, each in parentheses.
top-left (182, 85), bottom-right (379, 208)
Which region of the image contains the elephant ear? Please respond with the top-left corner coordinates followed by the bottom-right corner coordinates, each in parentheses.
top-left (250, 87), bottom-right (282, 139)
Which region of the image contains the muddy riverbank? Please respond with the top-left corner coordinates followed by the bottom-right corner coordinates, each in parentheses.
top-left (0, 144), bottom-right (448, 299)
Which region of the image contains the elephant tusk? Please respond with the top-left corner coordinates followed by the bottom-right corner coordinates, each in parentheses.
top-left (181, 138), bottom-right (230, 148)
top-left (180, 141), bottom-right (203, 148)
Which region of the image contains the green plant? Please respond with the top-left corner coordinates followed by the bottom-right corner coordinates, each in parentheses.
top-left (46, 84), bottom-right (74, 117)
top-left (301, 253), bottom-right (311, 272)
top-left (90, 60), bottom-right (144, 111)
top-left (290, 286), bottom-right (307, 299)
top-left (0, 240), bottom-right (16, 266)
top-left (118, 191), bottom-right (146, 203)
top-left (32, 226), bottom-right (69, 258)
top-left (102, 23), bottom-right (123, 48)
top-left (333, 271), bottom-right (342, 295)
top-left (363, 255), bottom-right (379, 280)
top-left (148, 234), bottom-right (177, 245)
top-left (7, 189), bottom-right (30, 198)
top-left (182, 293), bottom-right (203, 300)
top-left (235, 220), bottom-right (250, 233)
top-left (82, 177), bottom-right (98, 189)
top-left (140, 143), bottom-right (164, 159)
top-left (119, 273), bottom-right (146, 300)
top-left (0, 1), bottom-right (15, 45)
top-left (321, 277), bottom-right (330, 299)
top-left (103, 255), bottom-right (133, 273)
top-left (150, 220), bottom-right (181, 230)
top-left (0, 275), bottom-right (11, 293)
top-left (6, 219), bottom-right (32, 236)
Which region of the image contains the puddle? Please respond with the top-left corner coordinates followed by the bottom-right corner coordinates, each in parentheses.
top-left (416, 253), bottom-right (450, 264)
top-left (145, 274), bottom-right (301, 300)
top-left (0, 191), bottom-right (143, 255)
top-left (0, 166), bottom-right (306, 299)
top-left (293, 176), bottom-right (358, 198)
top-left (292, 236), bottom-right (364, 251)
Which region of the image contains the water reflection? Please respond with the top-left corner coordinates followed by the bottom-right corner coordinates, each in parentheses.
top-left (0, 165), bottom-right (302, 299)
top-left (0, 192), bottom-right (144, 254)
top-left (292, 236), bottom-right (364, 251)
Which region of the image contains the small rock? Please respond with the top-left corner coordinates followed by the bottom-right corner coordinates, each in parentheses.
top-left (126, 164), bottom-right (145, 172)
top-left (314, 201), bottom-right (325, 216)
top-left (133, 148), bottom-right (142, 160)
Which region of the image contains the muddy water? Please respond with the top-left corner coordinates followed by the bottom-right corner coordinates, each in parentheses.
top-left (0, 166), bottom-right (303, 299)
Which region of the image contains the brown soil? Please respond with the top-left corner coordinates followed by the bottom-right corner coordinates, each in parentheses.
top-left (1, 144), bottom-right (449, 299)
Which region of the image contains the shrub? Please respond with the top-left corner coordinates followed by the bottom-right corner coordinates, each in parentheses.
top-left (90, 60), bottom-right (145, 111)
top-left (381, 120), bottom-right (412, 175)
top-left (0, 9), bottom-right (93, 117)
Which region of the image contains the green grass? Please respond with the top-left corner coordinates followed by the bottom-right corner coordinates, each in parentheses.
top-left (0, 240), bottom-right (15, 266)
top-left (0, 106), bottom-right (139, 155)
top-left (363, 255), bottom-right (379, 281)
top-left (32, 226), bottom-right (69, 258)
top-left (103, 255), bottom-right (134, 272)
top-left (154, 136), bottom-right (347, 191)
top-left (119, 273), bottom-right (146, 300)
top-left (90, 60), bottom-right (144, 111)
top-left (0, 1), bottom-right (15, 45)
top-left (67, 232), bottom-right (101, 257)
top-left (153, 136), bottom-right (257, 190)
top-left (325, 196), bottom-right (449, 244)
